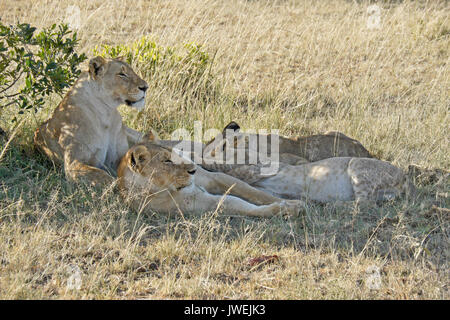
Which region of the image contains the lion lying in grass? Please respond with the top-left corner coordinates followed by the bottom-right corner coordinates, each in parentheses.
top-left (202, 121), bottom-right (372, 166)
top-left (199, 124), bottom-right (415, 203)
top-left (147, 121), bottom-right (372, 169)
top-left (117, 143), bottom-right (303, 217)
top-left (248, 157), bottom-right (415, 203)
top-left (145, 122), bottom-right (412, 203)
top-left (34, 56), bottom-right (148, 186)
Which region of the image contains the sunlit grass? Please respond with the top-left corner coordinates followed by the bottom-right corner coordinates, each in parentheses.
top-left (0, 0), bottom-right (448, 299)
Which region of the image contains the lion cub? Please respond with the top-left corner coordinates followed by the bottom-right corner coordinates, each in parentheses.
top-left (117, 143), bottom-right (303, 217)
top-left (202, 121), bottom-right (372, 167)
top-left (201, 123), bottom-right (414, 203)
top-left (34, 56), bottom-right (148, 186)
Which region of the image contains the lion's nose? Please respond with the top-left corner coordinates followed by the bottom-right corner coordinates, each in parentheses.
top-left (139, 85), bottom-right (148, 93)
top-left (187, 168), bottom-right (196, 175)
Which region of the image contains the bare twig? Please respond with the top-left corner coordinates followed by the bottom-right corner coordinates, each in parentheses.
top-left (0, 117), bottom-right (26, 163)
top-left (0, 71), bottom-right (23, 95)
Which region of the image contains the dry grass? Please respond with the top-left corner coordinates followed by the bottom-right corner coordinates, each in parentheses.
top-left (0, 0), bottom-right (448, 299)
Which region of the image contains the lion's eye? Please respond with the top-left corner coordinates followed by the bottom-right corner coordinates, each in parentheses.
top-left (118, 72), bottom-right (128, 79)
top-left (164, 159), bottom-right (173, 164)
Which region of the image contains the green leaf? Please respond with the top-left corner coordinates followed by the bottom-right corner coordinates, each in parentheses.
top-left (25, 76), bottom-right (32, 89)
top-left (0, 21), bottom-right (86, 120)
top-left (45, 61), bottom-right (57, 71)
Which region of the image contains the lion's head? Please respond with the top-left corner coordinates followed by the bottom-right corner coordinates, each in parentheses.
top-left (118, 143), bottom-right (197, 194)
top-left (203, 121), bottom-right (258, 163)
top-left (88, 56), bottom-right (148, 110)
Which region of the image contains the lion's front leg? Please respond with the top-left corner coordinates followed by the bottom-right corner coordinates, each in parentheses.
top-left (63, 143), bottom-right (115, 187)
top-left (188, 190), bottom-right (299, 218)
top-left (123, 125), bottom-right (145, 146)
top-left (194, 167), bottom-right (286, 205)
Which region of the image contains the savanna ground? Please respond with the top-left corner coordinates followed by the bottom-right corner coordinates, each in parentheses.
top-left (0, 0), bottom-right (448, 299)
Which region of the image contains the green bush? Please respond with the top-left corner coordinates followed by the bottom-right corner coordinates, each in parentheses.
top-left (0, 22), bottom-right (86, 121)
top-left (93, 36), bottom-right (214, 100)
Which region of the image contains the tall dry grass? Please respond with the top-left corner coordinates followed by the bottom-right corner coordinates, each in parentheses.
top-left (0, 0), bottom-right (448, 299)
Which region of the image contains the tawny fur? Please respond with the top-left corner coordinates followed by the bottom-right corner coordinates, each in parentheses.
top-left (199, 155), bottom-right (416, 203)
top-left (202, 121), bottom-right (372, 168)
top-left (117, 143), bottom-right (303, 217)
top-left (198, 123), bottom-right (414, 203)
top-left (34, 56), bottom-right (148, 187)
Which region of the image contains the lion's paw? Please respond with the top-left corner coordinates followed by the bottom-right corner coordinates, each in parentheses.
top-left (280, 199), bottom-right (305, 217)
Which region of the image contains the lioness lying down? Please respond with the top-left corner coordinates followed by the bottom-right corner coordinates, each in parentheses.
top-left (117, 143), bottom-right (303, 217)
top-left (34, 56), bottom-right (148, 186)
top-left (249, 158), bottom-right (416, 203)
top-left (202, 148), bottom-right (416, 203)
top-left (202, 121), bottom-right (372, 166)
top-left (194, 122), bottom-right (415, 203)
top-left (148, 121), bottom-right (372, 167)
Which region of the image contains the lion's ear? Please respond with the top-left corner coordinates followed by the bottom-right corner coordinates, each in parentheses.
top-left (130, 145), bottom-right (148, 171)
top-left (143, 129), bottom-right (158, 142)
top-left (222, 121), bottom-right (240, 134)
top-left (89, 56), bottom-right (107, 79)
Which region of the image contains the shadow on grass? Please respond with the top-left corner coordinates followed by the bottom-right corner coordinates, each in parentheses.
top-left (1, 141), bottom-right (448, 271)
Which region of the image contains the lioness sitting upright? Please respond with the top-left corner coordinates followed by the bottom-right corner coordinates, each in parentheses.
top-left (34, 56), bottom-right (148, 186)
